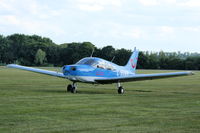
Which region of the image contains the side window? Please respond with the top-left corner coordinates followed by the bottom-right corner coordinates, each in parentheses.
top-left (96, 61), bottom-right (115, 70)
top-left (105, 62), bottom-right (115, 70)
top-left (97, 64), bottom-right (105, 69)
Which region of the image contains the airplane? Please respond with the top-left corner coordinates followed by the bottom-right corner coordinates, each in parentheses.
top-left (7, 48), bottom-right (194, 94)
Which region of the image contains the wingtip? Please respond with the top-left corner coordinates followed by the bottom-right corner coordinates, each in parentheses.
top-left (6, 64), bottom-right (19, 68)
top-left (6, 64), bottom-right (12, 67)
top-left (187, 71), bottom-right (194, 75)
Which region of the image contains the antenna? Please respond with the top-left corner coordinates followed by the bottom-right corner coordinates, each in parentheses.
top-left (90, 48), bottom-right (94, 57)
top-left (111, 56), bottom-right (115, 62)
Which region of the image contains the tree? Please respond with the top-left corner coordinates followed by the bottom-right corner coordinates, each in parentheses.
top-left (148, 53), bottom-right (159, 69)
top-left (34, 49), bottom-right (47, 65)
top-left (137, 52), bottom-right (149, 69)
top-left (1, 33), bottom-right (200, 70)
top-left (114, 48), bottom-right (132, 66)
top-left (100, 46), bottom-right (115, 61)
top-left (0, 35), bottom-right (9, 63)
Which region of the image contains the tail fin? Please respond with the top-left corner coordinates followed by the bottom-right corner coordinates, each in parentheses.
top-left (125, 47), bottom-right (139, 73)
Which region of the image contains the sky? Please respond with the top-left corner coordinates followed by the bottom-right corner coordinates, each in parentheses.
top-left (0, 0), bottom-right (200, 52)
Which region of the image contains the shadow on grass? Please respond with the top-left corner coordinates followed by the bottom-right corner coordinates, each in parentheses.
top-left (33, 88), bottom-right (153, 94)
top-left (131, 89), bottom-right (153, 93)
top-left (77, 90), bottom-right (108, 94)
top-left (34, 89), bottom-right (66, 93)
top-left (33, 89), bottom-right (108, 94)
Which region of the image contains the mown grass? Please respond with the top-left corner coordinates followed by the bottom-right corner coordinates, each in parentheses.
top-left (0, 66), bottom-right (200, 133)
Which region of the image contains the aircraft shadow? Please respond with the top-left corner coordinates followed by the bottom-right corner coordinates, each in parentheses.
top-left (131, 89), bottom-right (153, 93)
top-left (33, 88), bottom-right (152, 94)
top-left (77, 90), bottom-right (108, 94)
top-left (34, 89), bottom-right (66, 93)
top-left (33, 89), bottom-right (108, 94)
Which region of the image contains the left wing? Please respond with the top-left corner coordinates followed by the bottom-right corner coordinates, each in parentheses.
top-left (7, 64), bottom-right (66, 78)
top-left (95, 71), bottom-right (194, 84)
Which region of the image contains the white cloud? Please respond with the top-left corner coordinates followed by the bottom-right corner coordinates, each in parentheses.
top-left (0, 0), bottom-right (200, 52)
top-left (182, 26), bottom-right (200, 32)
top-left (100, 22), bottom-right (144, 40)
top-left (77, 0), bottom-right (122, 11)
top-left (179, 0), bottom-right (200, 7)
top-left (138, 0), bottom-right (200, 7)
top-left (157, 26), bottom-right (175, 39)
top-left (0, 15), bottom-right (20, 25)
top-left (126, 28), bottom-right (143, 39)
top-left (160, 26), bottom-right (174, 33)
top-left (78, 4), bottom-right (104, 11)
top-left (138, 0), bottom-right (178, 6)
top-left (138, 0), bottom-right (159, 6)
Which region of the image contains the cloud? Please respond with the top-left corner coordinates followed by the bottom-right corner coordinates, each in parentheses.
top-left (0, 15), bottom-right (20, 25)
top-left (78, 4), bottom-right (104, 11)
top-left (0, 0), bottom-right (66, 36)
top-left (160, 26), bottom-right (174, 33)
top-left (179, 0), bottom-right (200, 7)
top-left (137, 0), bottom-right (177, 6)
top-left (0, 0), bottom-right (200, 52)
top-left (138, 0), bottom-right (200, 8)
top-left (77, 0), bottom-right (122, 11)
top-left (157, 26), bottom-right (175, 39)
top-left (138, 0), bottom-right (159, 6)
top-left (182, 26), bottom-right (200, 32)
top-left (0, 14), bottom-right (64, 35)
top-left (122, 28), bottom-right (144, 39)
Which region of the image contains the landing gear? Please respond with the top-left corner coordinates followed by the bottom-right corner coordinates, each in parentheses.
top-left (118, 86), bottom-right (124, 94)
top-left (67, 82), bottom-right (77, 93)
top-left (117, 82), bottom-right (124, 94)
top-left (67, 84), bottom-right (72, 92)
top-left (71, 86), bottom-right (77, 93)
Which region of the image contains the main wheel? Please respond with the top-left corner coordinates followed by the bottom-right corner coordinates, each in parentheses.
top-left (67, 84), bottom-right (72, 92)
top-left (118, 86), bottom-right (124, 94)
top-left (71, 87), bottom-right (77, 93)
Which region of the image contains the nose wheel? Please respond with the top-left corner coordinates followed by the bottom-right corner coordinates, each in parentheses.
top-left (117, 82), bottom-right (124, 94)
top-left (67, 82), bottom-right (77, 93)
top-left (118, 86), bottom-right (124, 94)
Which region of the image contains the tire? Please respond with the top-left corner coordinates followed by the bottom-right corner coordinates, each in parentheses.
top-left (67, 84), bottom-right (72, 92)
top-left (118, 87), bottom-right (124, 94)
top-left (71, 87), bottom-right (77, 93)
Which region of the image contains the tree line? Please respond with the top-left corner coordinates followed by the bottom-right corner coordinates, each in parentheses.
top-left (0, 34), bottom-right (200, 70)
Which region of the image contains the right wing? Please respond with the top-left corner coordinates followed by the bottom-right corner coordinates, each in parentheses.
top-left (7, 64), bottom-right (66, 78)
top-left (95, 71), bottom-right (194, 84)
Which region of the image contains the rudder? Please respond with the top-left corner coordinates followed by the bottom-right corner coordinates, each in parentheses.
top-left (125, 47), bottom-right (139, 73)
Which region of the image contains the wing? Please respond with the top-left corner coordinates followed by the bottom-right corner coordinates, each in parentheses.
top-left (95, 71), bottom-right (194, 84)
top-left (7, 64), bottom-right (66, 78)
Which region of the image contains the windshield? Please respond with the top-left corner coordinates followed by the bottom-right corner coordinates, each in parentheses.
top-left (76, 57), bottom-right (116, 70)
top-left (76, 58), bottom-right (97, 66)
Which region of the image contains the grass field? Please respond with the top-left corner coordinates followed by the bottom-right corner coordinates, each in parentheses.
top-left (0, 66), bottom-right (200, 133)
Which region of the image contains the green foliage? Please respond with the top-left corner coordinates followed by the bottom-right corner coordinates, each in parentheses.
top-left (114, 48), bottom-right (132, 65)
top-left (100, 45), bottom-right (115, 61)
top-left (0, 34), bottom-right (200, 70)
top-left (34, 49), bottom-right (47, 65)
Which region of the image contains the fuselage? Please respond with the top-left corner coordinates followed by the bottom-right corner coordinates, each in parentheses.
top-left (62, 57), bottom-right (135, 83)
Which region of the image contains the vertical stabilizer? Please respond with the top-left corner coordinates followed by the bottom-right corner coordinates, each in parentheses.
top-left (125, 47), bottom-right (139, 73)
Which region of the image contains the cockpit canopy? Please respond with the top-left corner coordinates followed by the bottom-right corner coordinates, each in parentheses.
top-left (76, 57), bottom-right (115, 70)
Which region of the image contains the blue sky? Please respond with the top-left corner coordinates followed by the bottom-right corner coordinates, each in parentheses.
top-left (0, 0), bottom-right (200, 52)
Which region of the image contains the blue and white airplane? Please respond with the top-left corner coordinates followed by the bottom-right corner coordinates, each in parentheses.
top-left (7, 48), bottom-right (193, 94)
